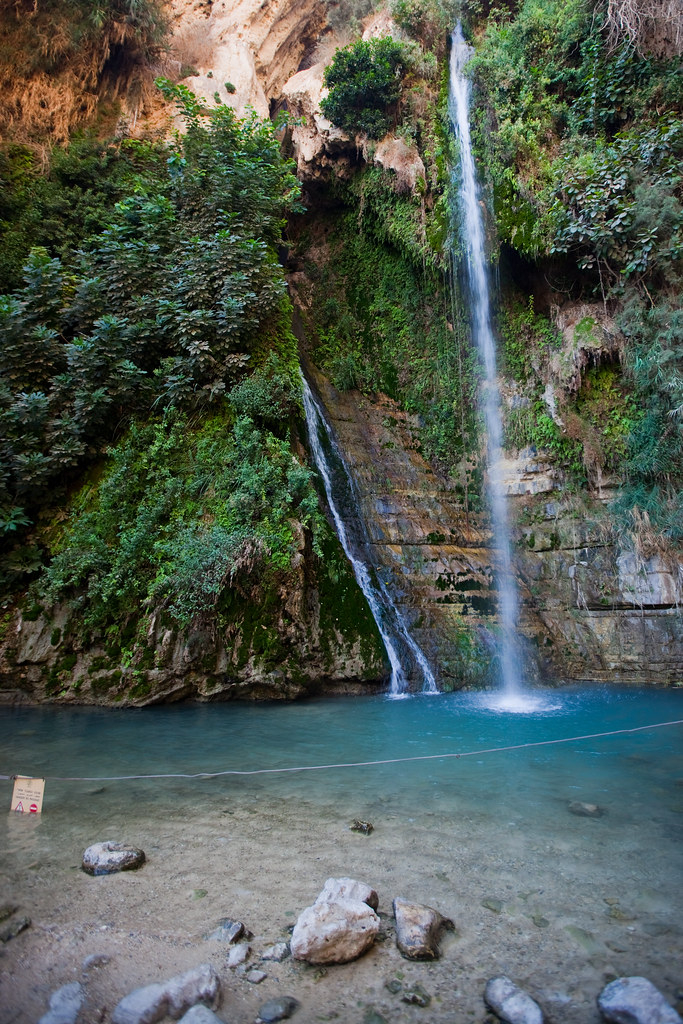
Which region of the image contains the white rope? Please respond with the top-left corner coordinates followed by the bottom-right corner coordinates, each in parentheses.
top-left (2, 718), bottom-right (681, 783)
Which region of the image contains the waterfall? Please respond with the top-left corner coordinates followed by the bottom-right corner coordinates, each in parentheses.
top-left (301, 374), bottom-right (437, 696)
top-left (448, 24), bottom-right (523, 695)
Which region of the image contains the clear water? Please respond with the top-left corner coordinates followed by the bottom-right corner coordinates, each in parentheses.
top-left (449, 24), bottom-right (523, 694)
top-left (2, 686), bottom-right (681, 825)
top-left (1, 687), bottom-right (682, 1023)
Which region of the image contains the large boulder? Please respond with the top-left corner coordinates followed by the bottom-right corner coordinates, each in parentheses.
top-left (484, 976), bottom-right (544, 1024)
top-left (598, 977), bottom-right (682, 1024)
top-left (290, 898), bottom-right (380, 964)
top-left (392, 898), bottom-right (454, 960)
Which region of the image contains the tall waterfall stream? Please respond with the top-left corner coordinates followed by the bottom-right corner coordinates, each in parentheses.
top-left (301, 375), bottom-right (436, 695)
top-left (449, 24), bottom-right (523, 695)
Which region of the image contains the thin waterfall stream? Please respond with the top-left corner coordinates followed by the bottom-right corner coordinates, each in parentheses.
top-left (449, 24), bottom-right (523, 695)
top-left (301, 374), bottom-right (437, 696)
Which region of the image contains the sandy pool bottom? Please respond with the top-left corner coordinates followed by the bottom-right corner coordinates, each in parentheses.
top-left (1, 778), bottom-right (682, 1024)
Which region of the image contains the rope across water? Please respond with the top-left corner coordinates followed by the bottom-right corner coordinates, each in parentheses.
top-left (2, 718), bottom-right (681, 783)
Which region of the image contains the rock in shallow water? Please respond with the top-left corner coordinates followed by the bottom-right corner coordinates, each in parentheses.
top-left (568, 801), bottom-right (605, 818)
top-left (290, 899), bottom-right (380, 964)
top-left (38, 982), bottom-right (84, 1024)
top-left (111, 963), bottom-right (220, 1024)
top-left (597, 976), bottom-right (682, 1024)
top-left (82, 841), bottom-right (145, 876)
top-left (393, 897), bottom-right (453, 960)
top-left (484, 976), bottom-right (544, 1024)
top-left (256, 995), bottom-right (299, 1022)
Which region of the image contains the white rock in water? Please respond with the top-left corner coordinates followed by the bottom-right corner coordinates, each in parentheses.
top-left (38, 982), bottom-right (84, 1024)
top-left (314, 877), bottom-right (379, 911)
top-left (290, 899), bottom-right (380, 964)
top-left (598, 976), bottom-right (682, 1024)
top-left (485, 976), bottom-right (544, 1024)
top-left (111, 964), bottom-right (220, 1024)
top-left (82, 841), bottom-right (145, 876)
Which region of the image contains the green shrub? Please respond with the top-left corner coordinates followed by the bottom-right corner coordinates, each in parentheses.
top-left (321, 37), bottom-right (408, 138)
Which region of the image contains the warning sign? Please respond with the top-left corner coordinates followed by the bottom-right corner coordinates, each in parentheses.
top-left (10, 776), bottom-right (45, 814)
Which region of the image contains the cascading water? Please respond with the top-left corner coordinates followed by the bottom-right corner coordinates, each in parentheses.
top-left (301, 374), bottom-right (437, 696)
top-left (449, 24), bottom-right (523, 696)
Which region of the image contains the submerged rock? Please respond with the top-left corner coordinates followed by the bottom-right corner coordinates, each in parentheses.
top-left (38, 982), bottom-right (84, 1024)
top-left (0, 912), bottom-right (30, 942)
top-left (350, 819), bottom-right (374, 835)
top-left (205, 918), bottom-right (247, 943)
top-left (568, 801), bottom-right (605, 818)
top-left (177, 1008), bottom-right (224, 1024)
top-left (290, 899), bottom-right (380, 964)
top-left (484, 976), bottom-right (544, 1024)
top-left (111, 963), bottom-right (220, 1024)
top-left (393, 897), bottom-right (454, 960)
top-left (598, 976), bottom-right (682, 1023)
top-left (315, 877), bottom-right (379, 911)
top-left (82, 841), bottom-right (145, 876)
top-left (256, 996), bottom-right (299, 1022)
top-left (401, 983), bottom-right (431, 1007)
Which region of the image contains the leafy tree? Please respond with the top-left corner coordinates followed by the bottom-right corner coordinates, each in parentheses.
top-left (321, 37), bottom-right (408, 138)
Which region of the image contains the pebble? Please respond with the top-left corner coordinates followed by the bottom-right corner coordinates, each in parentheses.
top-left (82, 842), bottom-right (145, 876)
top-left (260, 942), bottom-right (290, 962)
top-left (401, 983), bottom-right (431, 1008)
top-left (256, 995), bottom-right (299, 1022)
top-left (205, 918), bottom-right (245, 943)
top-left (246, 969), bottom-right (267, 985)
top-left (227, 942), bottom-right (250, 968)
top-left (82, 953), bottom-right (111, 971)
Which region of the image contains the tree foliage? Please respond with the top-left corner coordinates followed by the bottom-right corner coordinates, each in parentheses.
top-left (0, 84), bottom-right (303, 561)
top-left (321, 37), bottom-right (408, 138)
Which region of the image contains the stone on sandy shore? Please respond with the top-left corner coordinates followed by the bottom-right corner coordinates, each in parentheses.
top-left (226, 942), bottom-right (250, 968)
top-left (598, 976), bottom-right (682, 1023)
top-left (260, 941), bottom-right (290, 962)
top-left (290, 899), bottom-right (380, 964)
top-left (393, 898), bottom-right (454, 961)
top-left (568, 801), bottom-right (605, 818)
top-left (315, 878), bottom-right (379, 911)
top-left (38, 982), bottom-right (84, 1024)
top-left (82, 841), bottom-right (145, 876)
top-left (484, 976), bottom-right (544, 1024)
top-left (111, 964), bottom-right (220, 1024)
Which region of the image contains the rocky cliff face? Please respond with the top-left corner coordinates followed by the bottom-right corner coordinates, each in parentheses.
top-left (0, 523), bottom-right (388, 706)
